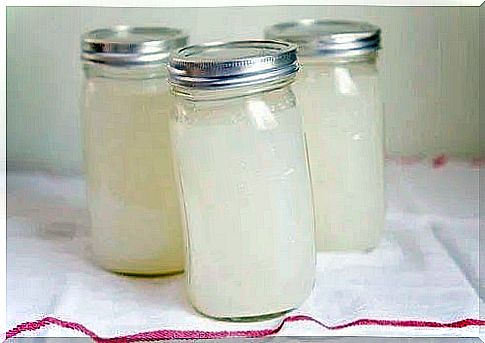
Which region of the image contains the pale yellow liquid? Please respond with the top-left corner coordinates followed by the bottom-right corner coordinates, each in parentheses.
top-left (83, 76), bottom-right (184, 274)
top-left (294, 61), bottom-right (385, 251)
top-left (171, 88), bottom-right (315, 319)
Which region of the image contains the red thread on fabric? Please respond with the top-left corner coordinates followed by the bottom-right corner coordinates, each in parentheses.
top-left (384, 155), bottom-right (423, 165)
top-left (384, 154), bottom-right (484, 168)
top-left (5, 315), bottom-right (485, 342)
top-left (432, 154), bottom-right (448, 168)
top-left (399, 156), bottom-right (422, 165)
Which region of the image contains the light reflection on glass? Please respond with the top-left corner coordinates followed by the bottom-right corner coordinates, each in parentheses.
top-left (247, 99), bottom-right (278, 131)
top-left (334, 66), bottom-right (358, 95)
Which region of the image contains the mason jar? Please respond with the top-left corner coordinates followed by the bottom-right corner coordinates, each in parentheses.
top-left (80, 26), bottom-right (188, 275)
top-left (266, 20), bottom-right (385, 252)
top-left (168, 40), bottom-right (315, 320)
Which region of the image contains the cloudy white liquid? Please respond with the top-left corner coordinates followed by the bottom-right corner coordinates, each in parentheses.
top-left (171, 88), bottom-right (315, 319)
top-left (82, 74), bottom-right (184, 274)
top-left (294, 60), bottom-right (385, 251)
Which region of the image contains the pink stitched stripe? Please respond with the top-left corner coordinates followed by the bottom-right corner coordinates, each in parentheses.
top-left (432, 154), bottom-right (449, 169)
top-left (384, 155), bottom-right (423, 165)
top-left (5, 315), bottom-right (485, 342)
top-left (471, 158), bottom-right (485, 168)
top-left (385, 154), bottom-right (485, 168)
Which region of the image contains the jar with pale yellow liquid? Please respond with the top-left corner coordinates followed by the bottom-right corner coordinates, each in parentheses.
top-left (168, 41), bottom-right (315, 320)
top-left (266, 20), bottom-right (385, 251)
top-left (80, 26), bottom-right (188, 274)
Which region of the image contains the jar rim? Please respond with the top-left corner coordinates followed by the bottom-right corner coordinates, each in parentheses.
top-left (168, 40), bottom-right (299, 90)
top-left (265, 19), bottom-right (381, 58)
top-left (81, 26), bottom-right (189, 66)
top-left (170, 74), bottom-right (296, 101)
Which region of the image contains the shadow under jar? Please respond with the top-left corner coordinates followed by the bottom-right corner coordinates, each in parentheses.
top-left (266, 20), bottom-right (385, 252)
top-left (80, 26), bottom-right (188, 275)
top-left (167, 40), bottom-right (316, 321)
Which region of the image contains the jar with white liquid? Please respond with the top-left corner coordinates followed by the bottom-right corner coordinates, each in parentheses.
top-left (266, 20), bottom-right (385, 251)
top-left (168, 41), bottom-right (315, 320)
top-left (81, 27), bottom-right (188, 275)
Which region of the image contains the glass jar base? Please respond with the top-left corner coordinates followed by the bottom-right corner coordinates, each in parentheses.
top-left (317, 239), bottom-right (381, 253)
top-left (96, 263), bottom-right (184, 277)
top-left (318, 245), bottom-right (378, 253)
top-left (194, 307), bottom-right (294, 322)
top-left (112, 269), bottom-right (184, 277)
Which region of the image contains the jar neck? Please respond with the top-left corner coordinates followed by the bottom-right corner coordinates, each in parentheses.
top-left (170, 75), bottom-right (297, 102)
top-left (83, 62), bottom-right (168, 80)
top-left (299, 52), bottom-right (379, 76)
top-left (172, 82), bottom-right (297, 123)
top-left (299, 51), bottom-right (378, 66)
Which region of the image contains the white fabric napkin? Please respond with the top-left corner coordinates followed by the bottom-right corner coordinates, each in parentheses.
top-left (6, 161), bottom-right (481, 338)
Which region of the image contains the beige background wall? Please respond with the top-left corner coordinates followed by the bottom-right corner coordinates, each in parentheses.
top-left (6, 6), bottom-right (480, 174)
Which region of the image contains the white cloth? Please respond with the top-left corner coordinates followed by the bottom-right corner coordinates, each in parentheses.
top-left (6, 160), bottom-right (482, 338)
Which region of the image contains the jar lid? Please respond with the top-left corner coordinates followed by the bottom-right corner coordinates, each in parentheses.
top-left (167, 40), bottom-right (299, 89)
top-left (265, 19), bottom-right (381, 57)
top-left (81, 26), bottom-right (189, 66)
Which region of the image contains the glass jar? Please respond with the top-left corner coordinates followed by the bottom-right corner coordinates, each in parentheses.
top-left (168, 41), bottom-right (315, 320)
top-left (266, 20), bottom-right (385, 251)
top-left (80, 27), bottom-right (188, 275)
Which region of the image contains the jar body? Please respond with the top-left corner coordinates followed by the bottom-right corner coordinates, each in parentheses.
top-left (293, 56), bottom-right (384, 251)
top-left (81, 64), bottom-right (184, 274)
top-left (170, 84), bottom-right (315, 319)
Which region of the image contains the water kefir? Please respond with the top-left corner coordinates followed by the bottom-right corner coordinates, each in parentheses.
top-left (171, 86), bottom-right (315, 319)
top-left (294, 57), bottom-right (385, 251)
top-left (83, 71), bottom-right (185, 274)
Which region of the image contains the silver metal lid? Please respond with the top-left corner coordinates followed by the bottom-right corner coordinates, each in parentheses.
top-left (81, 26), bottom-right (189, 66)
top-left (265, 19), bottom-right (381, 57)
top-left (167, 40), bottom-right (299, 89)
